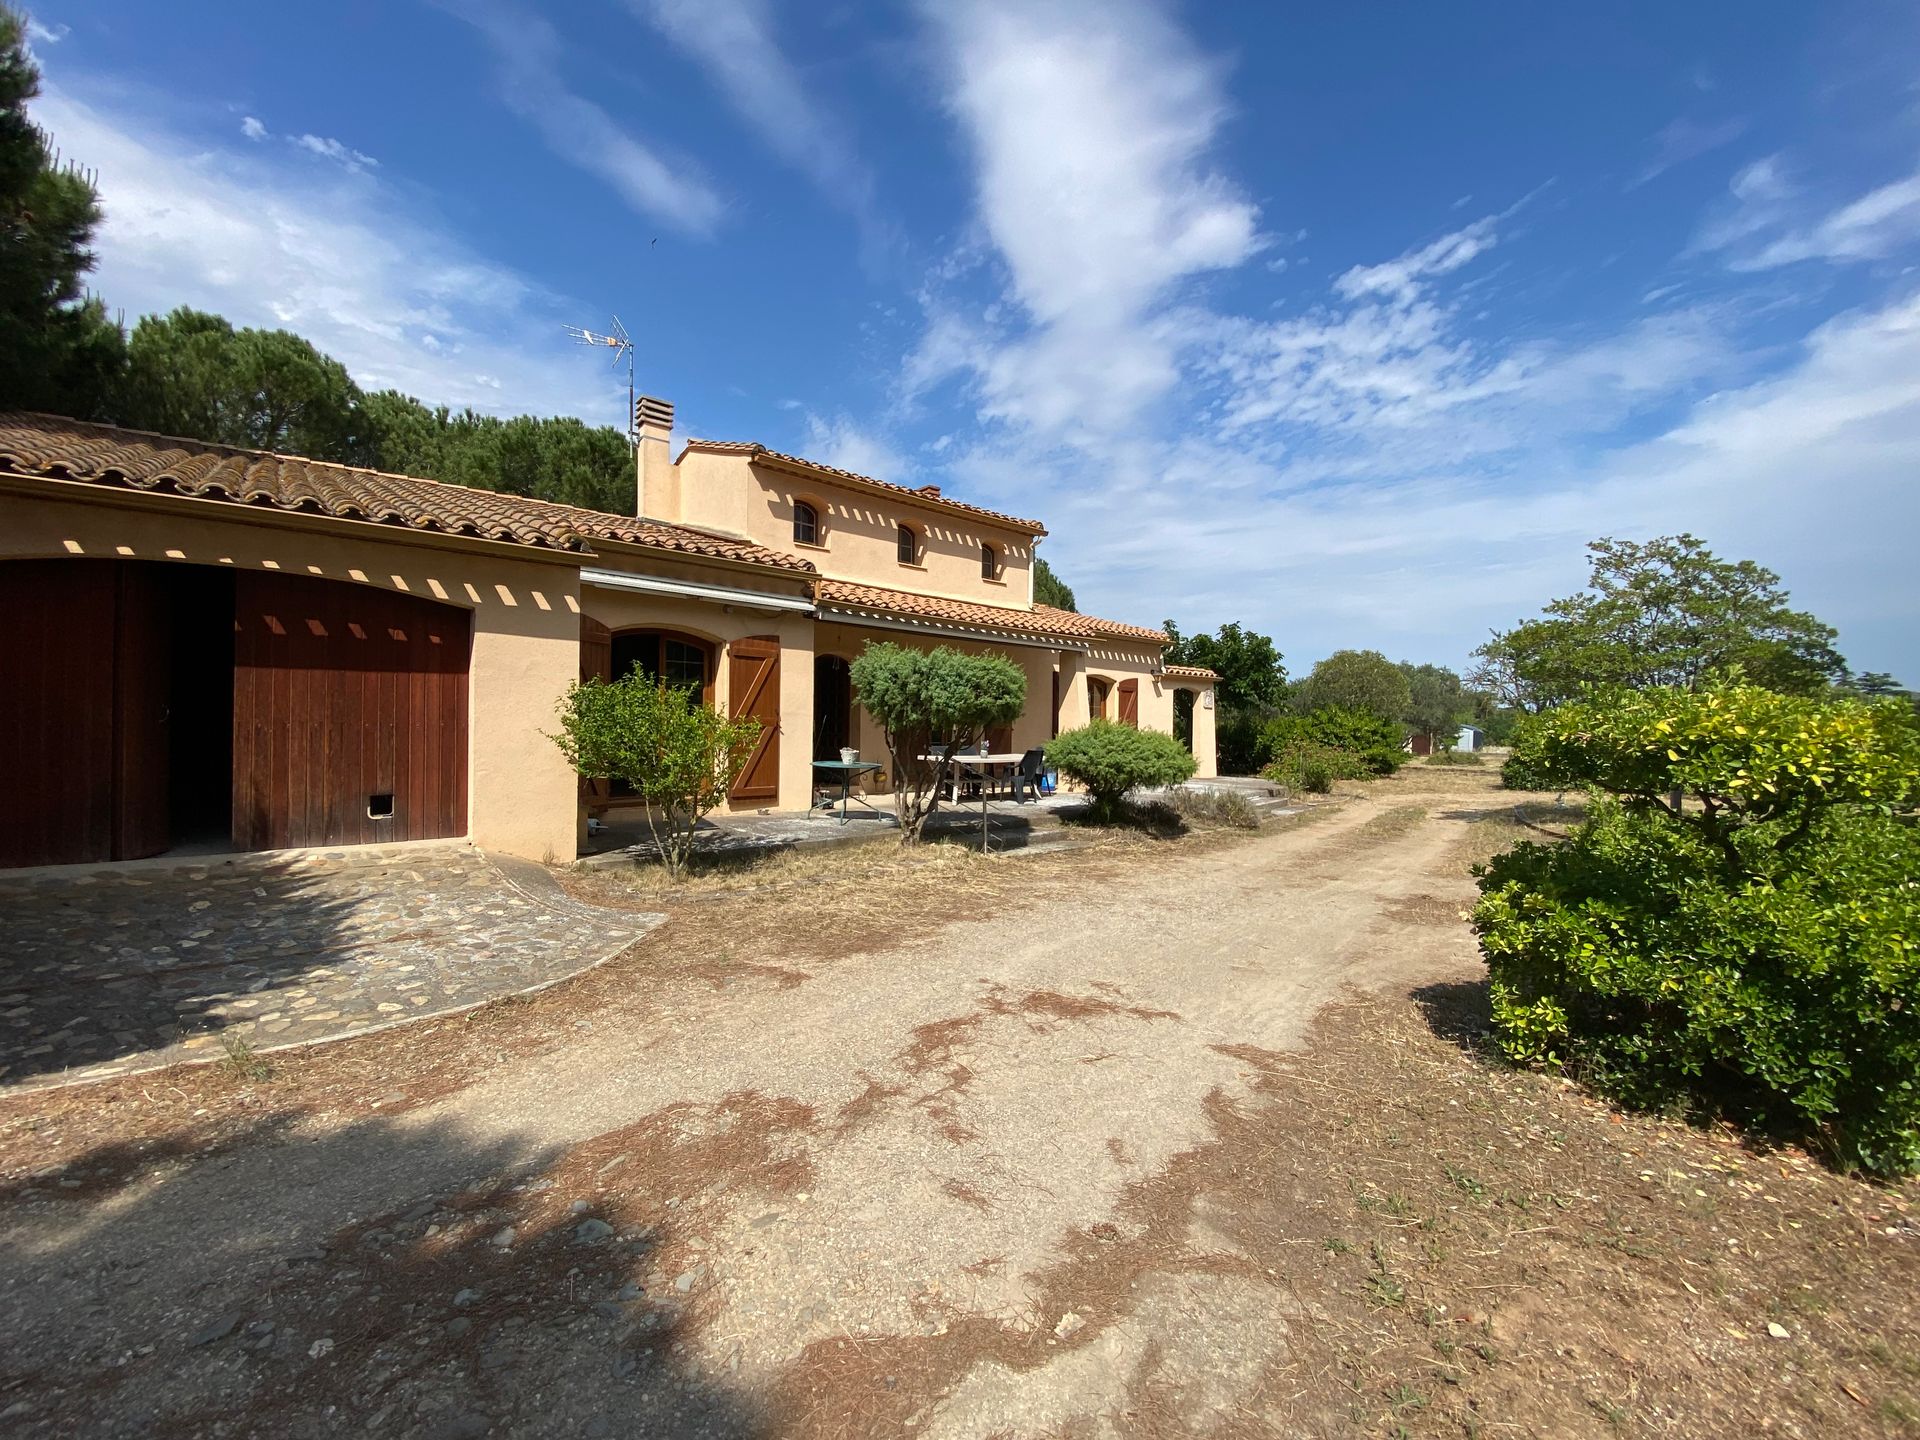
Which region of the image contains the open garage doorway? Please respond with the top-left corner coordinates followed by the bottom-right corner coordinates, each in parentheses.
top-left (0, 560), bottom-right (471, 868)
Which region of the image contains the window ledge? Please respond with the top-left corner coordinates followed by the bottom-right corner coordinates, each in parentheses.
top-left (792, 538), bottom-right (830, 552)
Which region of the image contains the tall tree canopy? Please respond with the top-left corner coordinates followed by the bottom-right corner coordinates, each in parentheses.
top-left (1400, 662), bottom-right (1471, 740)
top-left (1295, 649), bottom-right (1411, 723)
top-left (1033, 556), bottom-right (1076, 611)
top-left (1163, 620), bottom-right (1288, 712)
top-left (118, 308), bottom-right (362, 459)
top-left (0, 8), bottom-right (122, 416)
top-left (1472, 535), bottom-right (1845, 711)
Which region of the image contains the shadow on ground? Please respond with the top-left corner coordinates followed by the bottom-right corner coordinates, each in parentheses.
top-left (0, 861), bottom-right (361, 1085)
top-left (0, 1085), bottom-right (812, 1437)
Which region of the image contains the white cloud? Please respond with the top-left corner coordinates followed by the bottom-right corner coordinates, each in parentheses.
top-left (291, 133), bottom-right (377, 174)
top-left (240, 115), bottom-right (267, 142)
top-left (798, 411), bottom-right (913, 482)
top-left (1628, 115), bottom-right (1746, 189)
top-left (1699, 155), bottom-right (1920, 270)
top-left (26, 18), bottom-right (67, 45)
top-left (31, 81), bottom-right (630, 423)
top-left (1333, 218), bottom-right (1496, 302)
top-left (434, 0), bottom-right (724, 236)
top-left (911, 0), bottom-right (1261, 439)
top-left (633, 0), bottom-right (882, 247)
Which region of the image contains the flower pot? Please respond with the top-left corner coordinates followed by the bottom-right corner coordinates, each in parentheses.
top-left (840, 748), bottom-right (858, 764)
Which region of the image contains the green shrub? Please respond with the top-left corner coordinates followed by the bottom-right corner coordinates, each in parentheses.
top-left (1261, 738), bottom-right (1367, 794)
top-left (1046, 720), bottom-right (1197, 821)
top-left (1262, 707), bottom-right (1406, 777)
top-left (1473, 680), bottom-right (1920, 1175)
top-left (1216, 705), bottom-right (1272, 775)
top-left (1424, 748), bottom-right (1483, 766)
top-left (550, 674), bottom-right (762, 879)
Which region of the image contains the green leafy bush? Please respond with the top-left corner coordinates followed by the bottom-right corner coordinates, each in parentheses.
top-left (1046, 720), bottom-right (1197, 821)
top-left (1424, 749), bottom-right (1483, 766)
top-left (1473, 680), bottom-right (1920, 1175)
top-left (550, 674), bottom-right (762, 879)
top-left (1215, 705), bottom-right (1272, 775)
top-left (1261, 739), bottom-right (1367, 794)
top-left (1262, 707), bottom-right (1406, 777)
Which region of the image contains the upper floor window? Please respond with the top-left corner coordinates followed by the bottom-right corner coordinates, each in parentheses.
top-left (981, 543), bottom-right (998, 581)
top-left (897, 523), bottom-right (918, 565)
top-left (793, 500), bottom-right (819, 546)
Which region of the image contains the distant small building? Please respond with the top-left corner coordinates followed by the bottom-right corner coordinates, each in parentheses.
top-left (1456, 724), bottom-right (1486, 752)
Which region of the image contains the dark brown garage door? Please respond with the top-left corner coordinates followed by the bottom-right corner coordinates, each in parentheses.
top-left (232, 571), bottom-right (471, 850)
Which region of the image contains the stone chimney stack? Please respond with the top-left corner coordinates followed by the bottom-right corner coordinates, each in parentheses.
top-left (634, 395), bottom-right (674, 518)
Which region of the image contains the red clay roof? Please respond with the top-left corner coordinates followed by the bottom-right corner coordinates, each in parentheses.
top-left (1161, 664), bottom-right (1219, 680)
top-left (819, 579), bottom-right (1166, 645)
top-left (683, 439), bottom-right (1048, 536)
top-left (0, 414), bottom-right (815, 573)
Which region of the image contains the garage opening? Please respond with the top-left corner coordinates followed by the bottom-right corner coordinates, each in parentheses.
top-left (0, 559), bottom-right (471, 869)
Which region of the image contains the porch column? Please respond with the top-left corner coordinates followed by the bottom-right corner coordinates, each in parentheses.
top-left (1056, 650), bottom-right (1087, 731)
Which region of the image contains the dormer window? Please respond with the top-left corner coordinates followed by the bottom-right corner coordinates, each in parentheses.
top-left (793, 500), bottom-right (819, 546)
top-left (981, 543), bottom-right (998, 581)
top-left (897, 523), bottom-right (918, 565)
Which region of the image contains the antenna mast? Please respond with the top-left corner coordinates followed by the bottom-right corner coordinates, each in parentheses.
top-left (564, 317), bottom-right (635, 438)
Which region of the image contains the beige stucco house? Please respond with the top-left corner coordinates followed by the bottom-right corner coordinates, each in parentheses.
top-left (0, 403), bottom-right (1215, 870)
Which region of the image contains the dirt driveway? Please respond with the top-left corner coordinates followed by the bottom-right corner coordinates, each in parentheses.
top-left (2, 774), bottom-right (1911, 1438)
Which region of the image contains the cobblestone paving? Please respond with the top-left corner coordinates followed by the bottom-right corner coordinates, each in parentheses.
top-left (0, 845), bottom-right (658, 1093)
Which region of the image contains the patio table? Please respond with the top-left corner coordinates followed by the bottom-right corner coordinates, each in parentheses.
top-left (921, 751), bottom-right (1024, 851)
top-left (811, 759), bottom-right (883, 824)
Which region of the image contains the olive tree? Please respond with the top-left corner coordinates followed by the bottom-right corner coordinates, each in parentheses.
top-left (848, 643), bottom-right (1026, 844)
top-left (549, 674), bottom-right (762, 879)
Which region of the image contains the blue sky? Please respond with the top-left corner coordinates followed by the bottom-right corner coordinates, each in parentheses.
top-left (23, 1), bottom-right (1920, 680)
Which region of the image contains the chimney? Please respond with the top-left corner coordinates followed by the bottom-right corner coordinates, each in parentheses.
top-left (634, 395), bottom-right (673, 518)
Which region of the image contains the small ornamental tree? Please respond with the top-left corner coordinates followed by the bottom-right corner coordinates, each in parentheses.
top-left (848, 643), bottom-right (1026, 844)
top-left (1261, 707), bottom-right (1406, 777)
top-left (549, 674), bottom-right (762, 879)
top-left (1046, 720), bottom-right (1197, 822)
top-left (1474, 678), bottom-right (1920, 1176)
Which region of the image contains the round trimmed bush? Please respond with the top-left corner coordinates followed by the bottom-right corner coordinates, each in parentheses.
top-left (1046, 720), bottom-right (1197, 821)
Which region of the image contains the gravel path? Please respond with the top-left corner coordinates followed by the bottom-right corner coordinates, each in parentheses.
top-left (0, 782), bottom-right (1500, 1437)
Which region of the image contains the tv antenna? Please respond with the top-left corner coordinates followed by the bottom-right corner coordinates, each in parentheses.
top-left (565, 316), bottom-right (635, 438)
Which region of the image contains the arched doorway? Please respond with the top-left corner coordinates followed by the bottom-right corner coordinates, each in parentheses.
top-left (1174, 688), bottom-right (1196, 753)
top-left (814, 654), bottom-right (852, 761)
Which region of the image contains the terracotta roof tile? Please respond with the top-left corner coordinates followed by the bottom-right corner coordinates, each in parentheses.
top-left (683, 439), bottom-right (1048, 535)
top-left (819, 580), bottom-right (1165, 645)
top-left (1161, 664), bottom-right (1219, 680)
top-left (0, 413), bottom-right (815, 573)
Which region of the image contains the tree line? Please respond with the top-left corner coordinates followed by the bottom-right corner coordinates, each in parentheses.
top-left (0, 12), bottom-right (634, 512)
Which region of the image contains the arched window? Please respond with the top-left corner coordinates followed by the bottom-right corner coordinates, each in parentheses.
top-left (897, 523), bottom-right (918, 565)
top-left (610, 630), bottom-right (713, 703)
top-left (793, 500), bottom-right (819, 546)
top-left (1087, 676), bottom-right (1110, 720)
top-left (981, 543), bottom-right (998, 580)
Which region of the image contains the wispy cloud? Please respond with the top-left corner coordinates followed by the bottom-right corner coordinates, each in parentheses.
top-left (1698, 154), bottom-right (1920, 269)
top-left (26, 18), bottom-right (67, 46)
top-left (910, 0), bottom-right (1262, 440)
top-left (435, 0), bottom-right (724, 236)
top-left (291, 132), bottom-right (378, 174)
top-left (240, 115), bottom-right (267, 142)
top-left (632, 0), bottom-right (884, 249)
top-left (799, 410), bottom-right (913, 481)
top-left (30, 80), bottom-right (628, 421)
top-left (1628, 115), bottom-right (1746, 189)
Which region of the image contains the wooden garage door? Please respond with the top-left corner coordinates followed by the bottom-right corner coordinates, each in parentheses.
top-left (0, 560), bottom-right (118, 867)
top-left (727, 636), bottom-right (781, 805)
top-left (232, 572), bottom-right (470, 850)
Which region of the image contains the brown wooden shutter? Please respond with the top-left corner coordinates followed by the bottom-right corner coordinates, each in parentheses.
top-left (578, 615), bottom-right (614, 809)
top-left (728, 636), bottom-right (782, 804)
top-left (1117, 678), bottom-right (1139, 728)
